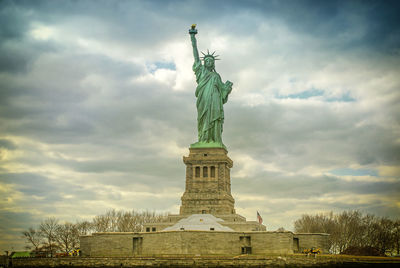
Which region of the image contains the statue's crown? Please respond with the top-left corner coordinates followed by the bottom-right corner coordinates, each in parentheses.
top-left (200, 50), bottom-right (220, 61)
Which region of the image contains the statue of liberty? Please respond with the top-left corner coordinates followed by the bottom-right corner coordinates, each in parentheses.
top-left (189, 25), bottom-right (233, 149)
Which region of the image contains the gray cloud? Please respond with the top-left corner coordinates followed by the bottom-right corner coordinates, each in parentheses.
top-left (0, 139), bottom-right (17, 150)
top-left (0, 0), bottom-right (399, 250)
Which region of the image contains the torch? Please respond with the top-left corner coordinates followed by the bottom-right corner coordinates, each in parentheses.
top-left (189, 24), bottom-right (198, 35)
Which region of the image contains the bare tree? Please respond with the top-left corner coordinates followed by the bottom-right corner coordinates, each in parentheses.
top-left (294, 212), bottom-right (337, 252)
top-left (75, 220), bottom-right (93, 235)
top-left (393, 220), bottom-right (400, 255)
top-left (91, 209), bottom-right (168, 233)
top-left (374, 218), bottom-right (394, 255)
top-left (20, 209), bottom-right (169, 255)
top-left (92, 209), bottom-right (119, 232)
top-left (22, 227), bottom-right (42, 251)
top-left (294, 211), bottom-right (399, 255)
top-left (360, 214), bottom-right (377, 247)
top-left (117, 211), bottom-right (137, 232)
top-left (72, 220), bottom-right (93, 248)
top-left (39, 217), bottom-right (60, 257)
top-left (335, 210), bottom-right (364, 252)
top-left (56, 222), bottom-right (76, 253)
top-left (129, 210), bottom-right (168, 232)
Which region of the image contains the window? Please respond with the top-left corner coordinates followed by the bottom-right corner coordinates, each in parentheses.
top-left (180, 227), bottom-right (185, 231)
top-left (210, 228), bottom-right (215, 231)
top-left (203, 166), bottom-right (208, 177)
top-left (202, 210), bottom-right (206, 214)
top-left (241, 247), bottom-right (252, 254)
top-left (210, 166), bottom-right (215, 177)
top-left (152, 227), bottom-right (156, 232)
top-left (195, 166), bottom-right (200, 177)
top-left (146, 227), bottom-right (150, 232)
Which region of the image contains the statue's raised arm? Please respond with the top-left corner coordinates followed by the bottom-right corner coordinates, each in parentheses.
top-left (189, 24), bottom-right (200, 63)
top-left (188, 24), bottom-right (233, 150)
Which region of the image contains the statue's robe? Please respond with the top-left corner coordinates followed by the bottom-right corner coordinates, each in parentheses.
top-left (193, 61), bottom-right (230, 144)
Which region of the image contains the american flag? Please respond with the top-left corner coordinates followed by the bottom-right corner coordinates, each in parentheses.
top-left (257, 211), bottom-right (263, 224)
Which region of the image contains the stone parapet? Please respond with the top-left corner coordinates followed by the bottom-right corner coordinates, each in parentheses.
top-left (214, 213), bottom-right (247, 222)
top-left (183, 147), bottom-right (233, 167)
top-left (221, 220), bottom-right (266, 232)
top-left (144, 213), bottom-right (266, 232)
top-left (10, 255), bottom-right (400, 267)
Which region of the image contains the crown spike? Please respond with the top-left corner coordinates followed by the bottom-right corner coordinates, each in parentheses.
top-left (207, 49), bottom-right (210, 54)
top-left (201, 51), bottom-right (206, 56)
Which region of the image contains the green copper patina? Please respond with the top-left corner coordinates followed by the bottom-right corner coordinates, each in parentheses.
top-left (189, 25), bottom-right (233, 149)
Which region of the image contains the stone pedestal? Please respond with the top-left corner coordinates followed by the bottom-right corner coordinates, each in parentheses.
top-left (143, 146), bottom-right (266, 232)
top-left (180, 147), bottom-right (236, 215)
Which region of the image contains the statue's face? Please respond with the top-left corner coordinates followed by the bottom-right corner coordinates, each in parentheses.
top-left (204, 57), bottom-right (214, 69)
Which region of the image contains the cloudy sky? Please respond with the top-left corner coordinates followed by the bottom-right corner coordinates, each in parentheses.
top-left (1, 0), bottom-right (399, 251)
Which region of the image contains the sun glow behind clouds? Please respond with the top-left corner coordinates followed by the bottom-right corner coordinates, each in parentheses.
top-left (30, 23), bottom-right (55, 40)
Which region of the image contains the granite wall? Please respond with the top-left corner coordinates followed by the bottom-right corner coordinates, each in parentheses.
top-left (81, 231), bottom-right (295, 257)
top-left (294, 233), bottom-right (330, 253)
